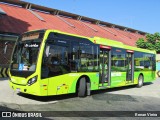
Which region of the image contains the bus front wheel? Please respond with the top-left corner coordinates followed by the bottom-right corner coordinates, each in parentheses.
top-left (137, 75), bottom-right (144, 88)
top-left (78, 77), bottom-right (87, 97)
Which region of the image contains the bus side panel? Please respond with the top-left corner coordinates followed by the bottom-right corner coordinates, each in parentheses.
top-left (67, 73), bottom-right (99, 92)
top-left (134, 71), bottom-right (156, 84)
top-left (47, 74), bottom-right (72, 96)
top-left (39, 78), bottom-right (49, 96)
top-left (110, 72), bottom-right (126, 88)
top-left (143, 71), bottom-right (156, 82)
top-left (86, 73), bottom-right (99, 90)
top-left (134, 72), bottom-right (141, 84)
top-left (47, 73), bottom-right (99, 96)
top-left (47, 73), bottom-right (84, 95)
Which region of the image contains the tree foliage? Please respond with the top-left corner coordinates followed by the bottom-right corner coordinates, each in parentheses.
top-left (136, 32), bottom-right (160, 53)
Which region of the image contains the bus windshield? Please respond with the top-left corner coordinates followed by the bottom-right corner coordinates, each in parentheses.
top-left (10, 31), bottom-right (44, 77)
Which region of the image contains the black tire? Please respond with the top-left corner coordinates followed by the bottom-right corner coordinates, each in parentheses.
top-left (137, 75), bottom-right (144, 88)
top-left (78, 77), bottom-right (87, 97)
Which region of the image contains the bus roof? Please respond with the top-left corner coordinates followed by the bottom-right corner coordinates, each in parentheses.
top-left (25, 29), bottom-right (156, 54)
top-left (90, 37), bottom-right (156, 54)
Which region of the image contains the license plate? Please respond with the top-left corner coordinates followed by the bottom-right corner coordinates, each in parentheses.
top-left (16, 88), bottom-right (21, 93)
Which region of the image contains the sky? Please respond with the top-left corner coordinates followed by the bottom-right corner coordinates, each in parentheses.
top-left (23, 0), bottom-right (160, 34)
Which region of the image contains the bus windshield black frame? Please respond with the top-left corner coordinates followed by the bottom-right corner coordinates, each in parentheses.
top-left (10, 30), bottom-right (45, 78)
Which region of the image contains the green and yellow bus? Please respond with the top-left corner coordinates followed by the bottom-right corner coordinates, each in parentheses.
top-left (9, 29), bottom-right (156, 97)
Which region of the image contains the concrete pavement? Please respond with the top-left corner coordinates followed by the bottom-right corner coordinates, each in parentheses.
top-left (0, 79), bottom-right (58, 105)
top-left (0, 78), bottom-right (160, 119)
top-left (0, 78), bottom-right (160, 105)
top-left (107, 79), bottom-right (160, 98)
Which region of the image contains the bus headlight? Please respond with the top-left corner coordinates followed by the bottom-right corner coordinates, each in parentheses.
top-left (28, 76), bottom-right (37, 86)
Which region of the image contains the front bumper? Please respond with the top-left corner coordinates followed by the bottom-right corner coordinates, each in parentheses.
top-left (9, 81), bottom-right (43, 96)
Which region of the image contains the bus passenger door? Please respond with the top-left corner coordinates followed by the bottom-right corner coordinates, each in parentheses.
top-left (99, 45), bottom-right (111, 86)
top-left (126, 50), bottom-right (134, 83)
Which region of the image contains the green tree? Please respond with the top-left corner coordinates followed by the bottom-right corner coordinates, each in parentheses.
top-left (136, 38), bottom-right (146, 48)
top-left (136, 32), bottom-right (160, 53)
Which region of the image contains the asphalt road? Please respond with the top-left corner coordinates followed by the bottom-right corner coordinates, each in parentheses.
top-left (0, 78), bottom-right (160, 119)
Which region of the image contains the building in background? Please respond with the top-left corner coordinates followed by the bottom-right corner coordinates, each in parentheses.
top-left (0, 0), bottom-right (157, 77)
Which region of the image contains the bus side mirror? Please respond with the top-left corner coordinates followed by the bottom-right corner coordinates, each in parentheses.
top-left (4, 42), bottom-right (8, 54)
top-left (45, 46), bottom-right (50, 57)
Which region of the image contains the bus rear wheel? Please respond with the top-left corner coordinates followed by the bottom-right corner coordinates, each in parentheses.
top-left (78, 77), bottom-right (87, 97)
top-left (137, 75), bottom-right (144, 88)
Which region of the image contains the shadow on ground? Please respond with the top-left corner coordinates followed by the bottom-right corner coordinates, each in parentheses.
top-left (0, 78), bottom-right (8, 81)
top-left (17, 93), bottom-right (77, 102)
top-left (17, 82), bottom-right (153, 102)
top-left (92, 93), bottom-right (137, 102)
top-left (92, 82), bottom-right (153, 95)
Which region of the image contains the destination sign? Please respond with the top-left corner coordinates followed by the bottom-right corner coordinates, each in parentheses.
top-left (24, 43), bottom-right (39, 48)
top-left (22, 33), bottom-right (40, 41)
